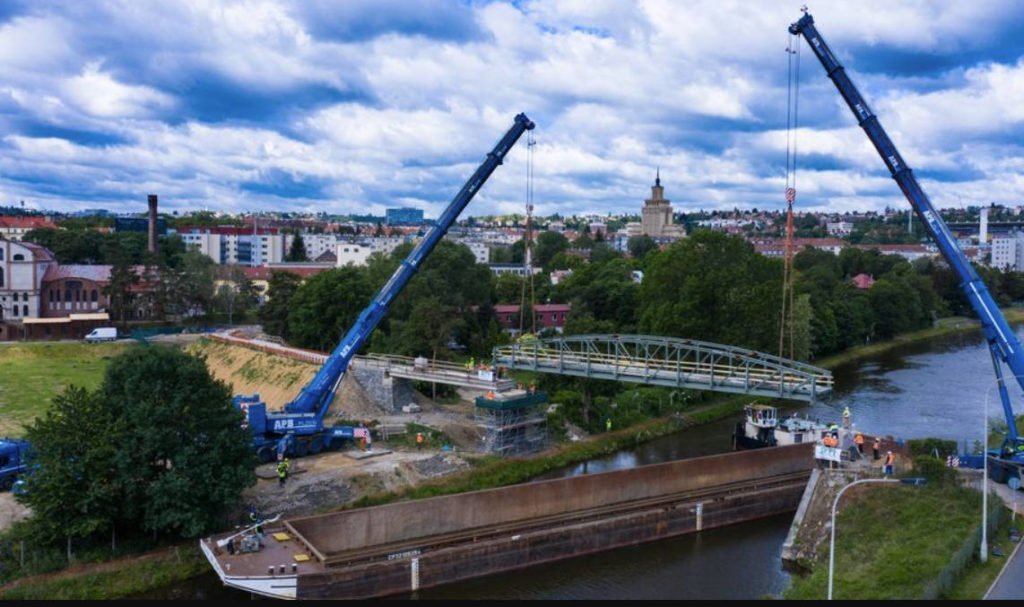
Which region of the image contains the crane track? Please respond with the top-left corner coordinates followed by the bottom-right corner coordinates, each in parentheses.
top-left (312, 470), bottom-right (809, 568)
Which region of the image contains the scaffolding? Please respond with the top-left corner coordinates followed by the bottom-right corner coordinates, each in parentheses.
top-left (475, 390), bottom-right (548, 456)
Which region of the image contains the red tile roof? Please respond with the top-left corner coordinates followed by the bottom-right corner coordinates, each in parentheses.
top-left (0, 216), bottom-right (57, 230)
top-left (43, 264), bottom-right (113, 283)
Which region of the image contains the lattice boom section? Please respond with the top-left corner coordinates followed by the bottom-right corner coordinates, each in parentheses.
top-left (492, 335), bottom-right (833, 402)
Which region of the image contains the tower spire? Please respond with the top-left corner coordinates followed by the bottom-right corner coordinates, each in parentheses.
top-left (656, 166), bottom-right (661, 187)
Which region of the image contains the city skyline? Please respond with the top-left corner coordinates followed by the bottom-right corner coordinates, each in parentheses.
top-left (1, 1), bottom-right (1023, 218)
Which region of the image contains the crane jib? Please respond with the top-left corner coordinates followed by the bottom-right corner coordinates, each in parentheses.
top-left (280, 114), bottom-right (535, 421)
top-left (792, 13), bottom-right (1023, 443)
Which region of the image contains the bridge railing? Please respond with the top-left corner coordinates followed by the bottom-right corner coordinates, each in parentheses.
top-left (492, 334), bottom-right (833, 402)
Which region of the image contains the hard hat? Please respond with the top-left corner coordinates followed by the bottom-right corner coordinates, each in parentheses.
top-left (887, 450), bottom-right (892, 454)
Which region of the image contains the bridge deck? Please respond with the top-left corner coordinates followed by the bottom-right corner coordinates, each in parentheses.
top-left (493, 335), bottom-right (832, 402)
top-left (355, 354), bottom-right (516, 392)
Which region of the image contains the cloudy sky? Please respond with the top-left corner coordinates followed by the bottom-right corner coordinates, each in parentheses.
top-left (1, 0), bottom-right (1023, 218)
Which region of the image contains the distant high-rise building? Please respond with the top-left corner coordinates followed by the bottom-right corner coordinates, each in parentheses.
top-left (386, 207), bottom-right (425, 226)
top-left (626, 171), bottom-right (685, 240)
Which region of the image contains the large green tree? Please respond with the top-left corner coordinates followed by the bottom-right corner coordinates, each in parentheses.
top-left (638, 230), bottom-right (782, 353)
top-left (260, 270), bottom-right (303, 338)
top-left (286, 233), bottom-right (308, 262)
top-left (21, 348), bottom-right (254, 542)
top-left (287, 266), bottom-right (374, 351)
top-left (99, 347), bottom-right (254, 538)
top-left (20, 387), bottom-right (124, 543)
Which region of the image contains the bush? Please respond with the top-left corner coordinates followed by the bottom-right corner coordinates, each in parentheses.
top-left (907, 438), bottom-right (957, 459)
top-left (912, 455), bottom-right (957, 486)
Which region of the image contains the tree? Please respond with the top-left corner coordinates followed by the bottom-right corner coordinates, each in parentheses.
top-left (20, 387), bottom-right (125, 543)
top-left (99, 347), bottom-right (254, 538)
top-left (214, 265), bottom-right (258, 324)
top-left (535, 231), bottom-right (569, 269)
top-left (287, 267), bottom-right (374, 351)
top-left (21, 348), bottom-right (254, 543)
top-left (286, 233), bottom-right (308, 262)
top-left (627, 235), bottom-right (658, 261)
top-left (260, 271), bottom-right (303, 338)
top-left (177, 250), bottom-right (216, 317)
top-left (638, 230), bottom-right (782, 353)
top-left (105, 254), bottom-right (139, 328)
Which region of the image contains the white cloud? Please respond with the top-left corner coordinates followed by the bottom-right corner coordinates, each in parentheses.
top-left (62, 63), bottom-right (175, 119)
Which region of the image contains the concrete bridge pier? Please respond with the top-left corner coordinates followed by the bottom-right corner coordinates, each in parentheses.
top-left (351, 366), bottom-right (417, 412)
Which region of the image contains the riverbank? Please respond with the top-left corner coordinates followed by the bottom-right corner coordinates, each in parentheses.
top-left (3, 312), bottom-right (1012, 599)
top-left (812, 310), bottom-right (1024, 371)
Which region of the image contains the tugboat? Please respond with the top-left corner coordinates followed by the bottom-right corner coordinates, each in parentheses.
top-left (732, 404), bottom-right (829, 450)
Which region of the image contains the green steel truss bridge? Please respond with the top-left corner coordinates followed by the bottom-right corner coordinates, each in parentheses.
top-left (492, 334), bottom-right (833, 402)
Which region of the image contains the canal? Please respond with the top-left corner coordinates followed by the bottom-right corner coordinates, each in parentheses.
top-left (163, 324), bottom-right (1014, 599)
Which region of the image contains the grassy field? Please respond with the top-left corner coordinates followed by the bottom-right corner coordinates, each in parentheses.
top-left (0, 342), bottom-right (134, 436)
top-left (784, 482), bottom-right (994, 600)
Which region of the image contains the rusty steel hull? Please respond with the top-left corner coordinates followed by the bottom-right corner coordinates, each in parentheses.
top-left (205, 444), bottom-right (814, 600)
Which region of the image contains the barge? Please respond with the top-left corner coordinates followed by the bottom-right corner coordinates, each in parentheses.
top-left (203, 444), bottom-right (814, 599)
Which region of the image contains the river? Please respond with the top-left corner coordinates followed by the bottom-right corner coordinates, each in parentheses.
top-left (157, 323), bottom-right (1012, 599)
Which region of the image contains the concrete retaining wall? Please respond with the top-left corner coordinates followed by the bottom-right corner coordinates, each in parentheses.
top-left (289, 443), bottom-right (814, 558)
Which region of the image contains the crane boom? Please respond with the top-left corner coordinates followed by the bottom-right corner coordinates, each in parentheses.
top-left (284, 113), bottom-right (536, 421)
top-left (790, 12), bottom-right (1023, 444)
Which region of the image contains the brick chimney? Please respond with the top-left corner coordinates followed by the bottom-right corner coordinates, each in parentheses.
top-left (147, 194), bottom-right (158, 255)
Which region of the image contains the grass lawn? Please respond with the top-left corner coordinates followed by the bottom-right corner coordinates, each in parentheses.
top-left (785, 483), bottom-right (987, 600)
top-left (0, 342), bottom-right (134, 436)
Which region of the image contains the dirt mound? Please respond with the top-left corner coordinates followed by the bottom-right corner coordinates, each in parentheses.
top-left (189, 339), bottom-right (386, 419)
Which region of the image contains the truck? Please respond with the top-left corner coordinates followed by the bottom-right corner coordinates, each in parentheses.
top-left (0, 438), bottom-right (31, 491)
top-left (237, 113), bottom-right (536, 462)
top-left (790, 11), bottom-right (1024, 485)
top-left (84, 327), bottom-right (117, 342)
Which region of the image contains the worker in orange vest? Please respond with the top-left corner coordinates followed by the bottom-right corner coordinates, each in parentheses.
top-left (854, 432), bottom-right (865, 454)
top-left (416, 432), bottom-right (424, 449)
top-left (884, 450), bottom-right (895, 475)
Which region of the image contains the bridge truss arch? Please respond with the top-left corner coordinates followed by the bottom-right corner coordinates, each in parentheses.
top-left (492, 334), bottom-right (833, 402)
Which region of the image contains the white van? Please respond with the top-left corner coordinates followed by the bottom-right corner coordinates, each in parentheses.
top-left (85, 327), bottom-right (118, 342)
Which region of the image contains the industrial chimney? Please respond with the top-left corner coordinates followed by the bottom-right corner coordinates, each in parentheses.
top-left (147, 194), bottom-right (158, 255)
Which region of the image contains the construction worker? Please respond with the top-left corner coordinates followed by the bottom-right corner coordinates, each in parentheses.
top-left (884, 450), bottom-right (895, 475)
top-left (416, 432), bottom-right (424, 450)
top-left (249, 507), bottom-right (264, 537)
top-left (606, 418), bottom-right (612, 432)
top-left (854, 431), bottom-right (864, 454)
top-left (277, 458), bottom-right (290, 486)
top-left (873, 437), bottom-right (881, 461)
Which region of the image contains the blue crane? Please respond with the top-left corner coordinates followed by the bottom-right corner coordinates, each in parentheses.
top-left (790, 11), bottom-right (1024, 482)
top-left (237, 113), bottom-right (536, 463)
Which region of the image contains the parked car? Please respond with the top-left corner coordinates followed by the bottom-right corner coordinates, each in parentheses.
top-left (84, 327), bottom-right (118, 342)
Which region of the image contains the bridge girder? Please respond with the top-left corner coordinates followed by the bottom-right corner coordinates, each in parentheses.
top-left (492, 334), bottom-right (833, 402)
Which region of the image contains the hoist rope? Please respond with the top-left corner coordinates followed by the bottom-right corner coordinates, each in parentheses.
top-left (519, 131), bottom-right (537, 336)
top-left (780, 34), bottom-right (801, 360)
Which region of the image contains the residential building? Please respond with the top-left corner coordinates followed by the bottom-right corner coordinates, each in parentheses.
top-left (336, 241), bottom-right (373, 267)
top-left (992, 233), bottom-right (1024, 270)
top-left (0, 216), bottom-right (57, 240)
top-left (492, 303), bottom-right (572, 334)
top-left (178, 227), bottom-right (285, 265)
top-left (827, 221), bottom-right (853, 236)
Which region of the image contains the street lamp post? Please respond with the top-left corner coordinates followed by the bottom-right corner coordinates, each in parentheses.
top-left (828, 477), bottom-right (926, 600)
top-left (980, 372), bottom-right (1023, 564)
